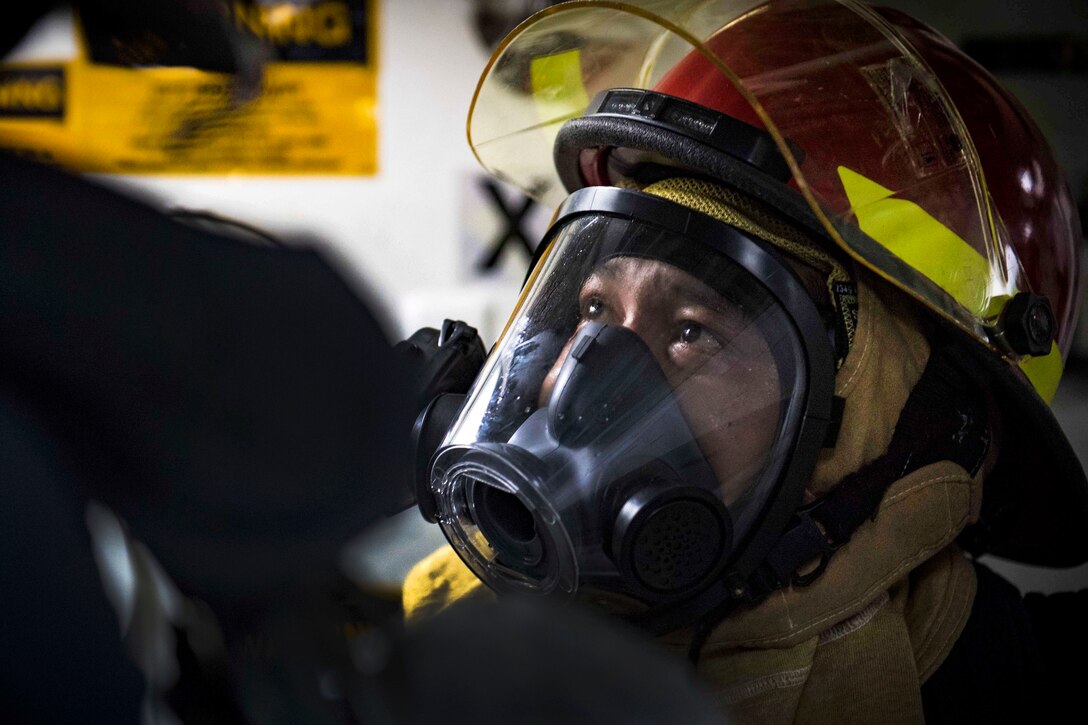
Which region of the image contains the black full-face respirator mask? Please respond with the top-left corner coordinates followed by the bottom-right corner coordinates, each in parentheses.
top-left (414, 186), bottom-right (837, 633)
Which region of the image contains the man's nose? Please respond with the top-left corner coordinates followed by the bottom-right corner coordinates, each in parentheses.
top-left (616, 315), bottom-right (670, 372)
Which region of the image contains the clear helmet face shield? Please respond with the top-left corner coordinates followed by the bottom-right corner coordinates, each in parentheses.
top-left (467, 0), bottom-right (1082, 406)
top-left (427, 187), bottom-right (835, 625)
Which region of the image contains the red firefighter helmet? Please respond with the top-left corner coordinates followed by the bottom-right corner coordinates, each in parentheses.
top-left (467, 0), bottom-right (1088, 565)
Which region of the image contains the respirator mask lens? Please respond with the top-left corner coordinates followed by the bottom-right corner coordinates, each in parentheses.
top-left (428, 189), bottom-right (817, 615)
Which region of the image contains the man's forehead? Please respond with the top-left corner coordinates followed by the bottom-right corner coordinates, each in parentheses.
top-left (590, 256), bottom-right (731, 309)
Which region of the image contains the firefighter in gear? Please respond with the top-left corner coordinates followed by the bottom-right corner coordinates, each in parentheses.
top-left (404, 1), bottom-right (1087, 720)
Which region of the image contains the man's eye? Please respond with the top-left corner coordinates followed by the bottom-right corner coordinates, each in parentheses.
top-left (585, 295), bottom-right (604, 318)
top-left (680, 322), bottom-right (707, 344)
top-left (675, 321), bottom-right (724, 359)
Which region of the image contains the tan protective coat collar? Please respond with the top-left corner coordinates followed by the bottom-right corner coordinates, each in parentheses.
top-left (661, 275), bottom-right (984, 722)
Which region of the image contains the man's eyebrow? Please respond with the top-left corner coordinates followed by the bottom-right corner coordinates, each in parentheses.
top-left (667, 281), bottom-right (732, 312)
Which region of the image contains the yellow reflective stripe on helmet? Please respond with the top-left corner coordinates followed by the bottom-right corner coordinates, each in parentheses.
top-left (530, 50), bottom-right (590, 125)
top-left (839, 167), bottom-right (1062, 403)
top-left (837, 166), bottom-right (1000, 319)
top-left (1020, 341), bottom-right (1063, 404)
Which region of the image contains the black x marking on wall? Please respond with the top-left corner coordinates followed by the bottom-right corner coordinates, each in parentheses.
top-left (478, 179), bottom-right (536, 271)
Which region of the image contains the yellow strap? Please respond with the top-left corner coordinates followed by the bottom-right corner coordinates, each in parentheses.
top-left (1019, 341), bottom-right (1063, 404)
top-left (530, 49), bottom-right (590, 125)
top-left (837, 166), bottom-right (1003, 319)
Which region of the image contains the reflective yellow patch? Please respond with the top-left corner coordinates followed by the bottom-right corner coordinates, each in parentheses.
top-left (837, 166), bottom-right (1001, 318)
top-left (530, 50), bottom-right (590, 125)
top-left (1019, 341), bottom-right (1063, 404)
top-left (839, 166), bottom-right (1064, 403)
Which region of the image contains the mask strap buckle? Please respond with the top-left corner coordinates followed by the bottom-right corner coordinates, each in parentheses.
top-left (762, 500), bottom-right (844, 588)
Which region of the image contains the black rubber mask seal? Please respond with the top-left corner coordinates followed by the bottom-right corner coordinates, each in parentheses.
top-left (533, 187), bottom-right (838, 632)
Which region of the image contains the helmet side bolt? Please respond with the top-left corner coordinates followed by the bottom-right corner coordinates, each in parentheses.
top-left (1001, 292), bottom-right (1056, 357)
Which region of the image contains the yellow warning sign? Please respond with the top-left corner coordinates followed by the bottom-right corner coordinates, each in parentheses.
top-left (0, 0), bottom-right (378, 175)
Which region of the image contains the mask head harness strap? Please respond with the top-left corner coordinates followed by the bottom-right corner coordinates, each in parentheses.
top-left (686, 338), bottom-right (993, 662)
